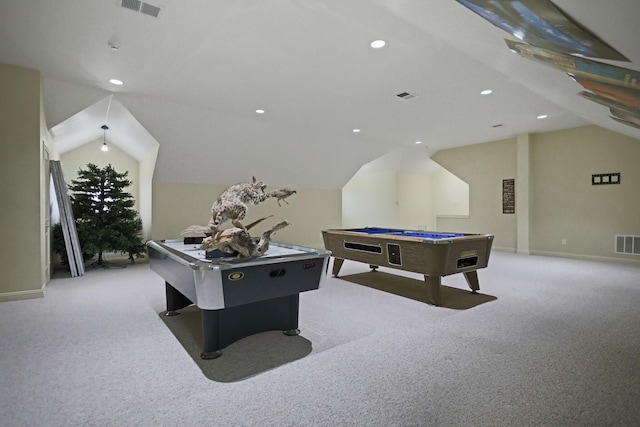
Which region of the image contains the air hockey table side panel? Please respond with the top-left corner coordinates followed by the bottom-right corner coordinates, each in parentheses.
top-left (147, 240), bottom-right (330, 310)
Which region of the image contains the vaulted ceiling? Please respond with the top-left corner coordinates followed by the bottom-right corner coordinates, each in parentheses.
top-left (2, 0), bottom-right (639, 189)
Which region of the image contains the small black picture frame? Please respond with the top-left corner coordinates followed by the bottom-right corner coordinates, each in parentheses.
top-left (592, 172), bottom-right (621, 185)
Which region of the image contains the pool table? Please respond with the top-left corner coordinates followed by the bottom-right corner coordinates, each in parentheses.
top-left (147, 239), bottom-right (330, 359)
top-left (322, 227), bottom-right (494, 306)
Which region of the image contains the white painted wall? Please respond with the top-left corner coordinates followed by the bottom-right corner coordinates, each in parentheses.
top-left (343, 170), bottom-right (437, 231)
top-left (0, 63), bottom-right (46, 300)
top-left (433, 167), bottom-right (469, 218)
top-left (342, 170), bottom-right (396, 229)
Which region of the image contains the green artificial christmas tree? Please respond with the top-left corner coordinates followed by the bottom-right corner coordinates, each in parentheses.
top-left (54, 163), bottom-right (145, 267)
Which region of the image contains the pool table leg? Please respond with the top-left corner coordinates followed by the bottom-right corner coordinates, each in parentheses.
top-left (463, 271), bottom-right (480, 294)
top-left (331, 258), bottom-right (344, 276)
top-left (423, 275), bottom-right (442, 306)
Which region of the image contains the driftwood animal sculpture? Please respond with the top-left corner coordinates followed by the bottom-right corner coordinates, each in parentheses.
top-left (269, 187), bottom-right (297, 206)
top-left (202, 217), bottom-right (290, 258)
top-left (209, 176), bottom-right (268, 231)
top-left (181, 177), bottom-right (297, 258)
top-left (182, 176), bottom-right (267, 237)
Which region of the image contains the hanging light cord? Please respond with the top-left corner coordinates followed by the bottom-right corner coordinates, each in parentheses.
top-left (101, 124), bottom-right (109, 152)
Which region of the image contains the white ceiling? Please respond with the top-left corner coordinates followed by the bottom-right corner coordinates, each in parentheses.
top-left (2, 0), bottom-right (639, 189)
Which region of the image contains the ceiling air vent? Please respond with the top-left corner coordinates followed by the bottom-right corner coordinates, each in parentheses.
top-left (120, 0), bottom-right (162, 18)
top-left (121, 0), bottom-right (142, 12)
top-left (396, 92), bottom-right (418, 100)
top-left (140, 2), bottom-right (161, 17)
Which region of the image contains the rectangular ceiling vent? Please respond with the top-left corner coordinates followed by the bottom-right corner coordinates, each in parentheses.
top-left (140, 2), bottom-right (161, 17)
top-left (120, 0), bottom-right (161, 18)
top-left (121, 0), bottom-right (142, 12)
top-left (396, 92), bottom-right (418, 100)
top-left (615, 235), bottom-right (640, 255)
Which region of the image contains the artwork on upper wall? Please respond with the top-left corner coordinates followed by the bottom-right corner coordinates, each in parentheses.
top-left (609, 110), bottom-right (640, 130)
top-left (456, 0), bottom-right (629, 61)
top-left (506, 39), bottom-right (640, 130)
top-left (574, 78), bottom-right (640, 109)
top-left (459, 1), bottom-right (639, 131)
top-left (577, 91), bottom-right (640, 130)
top-left (505, 39), bottom-right (640, 89)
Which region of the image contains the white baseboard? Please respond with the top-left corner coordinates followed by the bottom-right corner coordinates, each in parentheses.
top-left (530, 250), bottom-right (640, 265)
top-left (488, 247), bottom-right (640, 264)
top-left (0, 288), bottom-right (45, 302)
top-left (492, 246), bottom-right (516, 253)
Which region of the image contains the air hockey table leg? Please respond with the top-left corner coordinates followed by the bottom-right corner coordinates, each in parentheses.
top-left (164, 282), bottom-right (193, 316)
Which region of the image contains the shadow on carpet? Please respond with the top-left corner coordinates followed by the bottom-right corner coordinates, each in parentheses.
top-left (339, 271), bottom-right (496, 309)
top-left (160, 306), bottom-right (312, 382)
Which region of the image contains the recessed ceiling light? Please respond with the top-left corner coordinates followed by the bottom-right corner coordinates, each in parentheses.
top-left (255, 109), bottom-right (265, 114)
top-left (513, 31), bottom-right (525, 40)
top-left (370, 40), bottom-right (386, 48)
top-left (537, 114), bottom-right (548, 119)
top-left (353, 129), bottom-right (361, 133)
top-left (109, 79), bottom-right (123, 85)
top-left (480, 89), bottom-right (493, 95)
top-left (415, 141), bottom-right (422, 144)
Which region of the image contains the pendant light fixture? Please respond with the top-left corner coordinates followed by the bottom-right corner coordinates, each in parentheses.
top-left (101, 124), bottom-right (109, 152)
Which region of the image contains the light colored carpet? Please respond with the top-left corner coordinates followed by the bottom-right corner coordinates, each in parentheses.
top-left (1, 252), bottom-right (639, 426)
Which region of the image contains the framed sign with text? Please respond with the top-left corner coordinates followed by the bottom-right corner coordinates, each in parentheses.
top-left (502, 179), bottom-right (515, 214)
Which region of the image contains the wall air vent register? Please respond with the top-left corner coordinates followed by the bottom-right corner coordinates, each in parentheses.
top-left (615, 235), bottom-right (640, 255)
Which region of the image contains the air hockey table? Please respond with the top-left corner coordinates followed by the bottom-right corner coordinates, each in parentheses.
top-left (147, 239), bottom-right (330, 359)
top-left (322, 227), bottom-right (493, 306)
